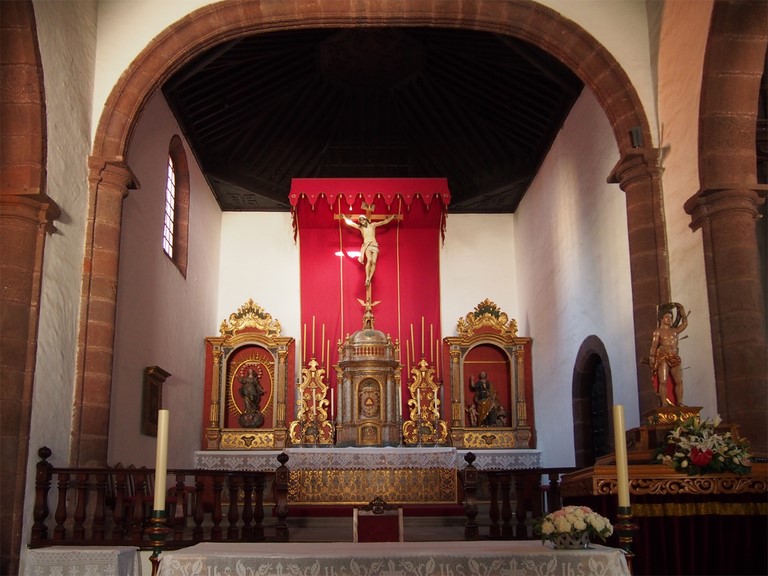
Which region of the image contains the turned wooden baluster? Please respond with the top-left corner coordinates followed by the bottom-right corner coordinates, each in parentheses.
top-left (226, 474), bottom-right (242, 540)
top-left (253, 473), bottom-right (265, 541)
top-left (461, 452), bottom-right (479, 540)
top-left (130, 468), bottom-right (148, 542)
top-left (211, 474), bottom-right (224, 541)
top-left (498, 473), bottom-right (513, 539)
top-left (73, 472), bottom-right (88, 540)
top-left (241, 474), bottom-right (254, 540)
top-left (274, 453), bottom-right (290, 542)
top-left (32, 446), bottom-right (53, 543)
top-left (193, 475), bottom-right (205, 542)
top-left (53, 472), bottom-right (70, 540)
top-left (92, 471), bottom-right (107, 541)
top-left (112, 465), bottom-right (128, 539)
top-left (487, 473), bottom-right (501, 538)
top-left (171, 474), bottom-right (188, 541)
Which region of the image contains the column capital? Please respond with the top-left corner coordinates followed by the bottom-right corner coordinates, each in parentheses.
top-left (87, 155), bottom-right (136, 197)
top-left (685, 185), bottom-right (768, 231)
top-left (607, 148), bottom-right (662, 191)
top-left (0, 193), bottom-right (61, 233)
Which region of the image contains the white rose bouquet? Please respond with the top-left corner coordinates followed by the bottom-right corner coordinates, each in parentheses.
top-left (534, 505), bottom-right (613, 548)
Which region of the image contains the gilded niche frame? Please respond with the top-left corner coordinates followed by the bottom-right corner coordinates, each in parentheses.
top-left (446, 299), bottom-right (535, 450)
top-left (203, 299), bottom-right (294, 450)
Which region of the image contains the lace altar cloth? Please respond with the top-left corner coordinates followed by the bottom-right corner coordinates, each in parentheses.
top-left (21, 546), bottom-right (140, 576)
top-left (158, 541), bottom-right (630, 576)
top-left (194, 448), bottom-right (542, 472)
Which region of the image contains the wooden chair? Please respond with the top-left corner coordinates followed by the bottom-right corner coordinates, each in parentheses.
top-left (353, 496), bottom-right (403, 542)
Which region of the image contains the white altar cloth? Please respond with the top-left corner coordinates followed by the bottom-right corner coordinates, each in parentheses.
top-left (194, 447), bottom-right (542, 471)
top-left (158, 541), bottom-right (629, 576)
top-left (22, 546), bottom-right (140, 576)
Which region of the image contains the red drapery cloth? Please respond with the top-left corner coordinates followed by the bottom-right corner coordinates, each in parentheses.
top-left (290, 178), bottom-right (450, 415)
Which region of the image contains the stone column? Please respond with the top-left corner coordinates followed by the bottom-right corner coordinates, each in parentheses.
top-left (608, 149), bottom-right (671, 416)
top-left (70, 157), bottom-right (134, 466)
top-left (685, 186), bottom-right (768, 451)
top-left (0, 194), bottom-right (59, 575)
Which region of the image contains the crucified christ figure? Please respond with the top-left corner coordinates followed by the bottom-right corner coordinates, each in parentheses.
top-left (343, 212), bottom-right (396, 286)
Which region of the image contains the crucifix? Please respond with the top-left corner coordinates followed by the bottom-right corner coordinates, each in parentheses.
top-left (339, 202), bottom-right (402, 302)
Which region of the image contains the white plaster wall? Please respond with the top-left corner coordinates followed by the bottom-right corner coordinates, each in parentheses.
top-left (88, 1), bottom-right (658, 147)
top-left (29, 0), bottom-right (96, 464)
top-left (655, 0), bottom-right (717, 416)
top-left (109, 90), bottom-right (222, 468)
top-left (216, 212), bottom-right (301, 339)
top-left (515, 89), bottom-right (637, 467)
top-left (24, 0), bottom-right (98, 555)
top-left (440, 214), bottom-right (517, 334)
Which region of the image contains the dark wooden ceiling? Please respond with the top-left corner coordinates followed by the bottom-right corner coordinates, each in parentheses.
top-left (163, 27), bottom-right (583, 213)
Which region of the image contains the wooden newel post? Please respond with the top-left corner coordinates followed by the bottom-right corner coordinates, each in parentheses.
top-left (461, 452), bottom-right (479, 540)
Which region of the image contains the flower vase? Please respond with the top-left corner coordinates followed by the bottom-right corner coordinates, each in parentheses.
top-left (552, 532), bottom-right (591, 549)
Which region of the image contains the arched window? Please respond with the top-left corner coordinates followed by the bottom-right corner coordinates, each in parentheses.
top-left (162, 135), bottom-right (190, 276)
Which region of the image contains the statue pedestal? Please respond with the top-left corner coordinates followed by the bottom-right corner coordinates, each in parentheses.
top-left (627, 406), bottom-right (743, 452)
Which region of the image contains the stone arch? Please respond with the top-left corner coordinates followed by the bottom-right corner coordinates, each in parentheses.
top-left (572, 336), bottom-right (614, 469)
top-left (685, 0), bottom-right (767, 451)
top-left (78, 0), bottom-right (660, 465)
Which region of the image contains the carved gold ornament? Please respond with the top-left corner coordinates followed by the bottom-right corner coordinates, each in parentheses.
top-left (220, 298), bottom-right (282, 339)
top-left (456, 299), bottom-right (518, 338)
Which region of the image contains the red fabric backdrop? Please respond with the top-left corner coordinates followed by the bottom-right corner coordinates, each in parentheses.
top-left (291, 179), bottom-right (450, 416)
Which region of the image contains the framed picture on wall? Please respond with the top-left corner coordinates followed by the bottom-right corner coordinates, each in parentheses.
top-left (141, 366), bottom-right (171, 436)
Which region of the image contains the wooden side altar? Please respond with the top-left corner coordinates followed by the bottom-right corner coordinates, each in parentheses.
top-left (560, 411), bottom-right (768, 576)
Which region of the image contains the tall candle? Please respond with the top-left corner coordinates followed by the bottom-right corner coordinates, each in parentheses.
top-left (612, 404), bottom-right (630, 507)
top-left (435, 340), bottom-right (440, 380)
top-left (302, 324), bottom-right (306, 366)
top-left (153, 409), bottom-right (169, 512)
top-left (330, 388), bottom-right (334, 420)
top-left (321, 324), bottom-right (325, 362)
top-left (430, 324), bottom-right (434, 362)
top-left (410, 324), bottom-right (415, 362)
top-left (421, 317), bottom-right (425, 357)
top-left (312, 316), bottom-right (316, 358)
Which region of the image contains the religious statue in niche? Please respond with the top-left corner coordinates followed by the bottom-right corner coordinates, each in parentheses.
top-left (238, 365), bottom-right (265, 428)
top-left (359, 380), bottom-right (381, 419)
top-left (650, 301), bottom-right (689, 406)
top-left (469, 372), bottom-right (501, 427)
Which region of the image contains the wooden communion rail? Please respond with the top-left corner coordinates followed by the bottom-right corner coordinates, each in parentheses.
top-left (29, 447), bottom-right (572, 549)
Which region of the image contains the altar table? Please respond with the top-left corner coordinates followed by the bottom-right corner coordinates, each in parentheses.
top-left (194, 447), bottom-right (542, 504)
top-left (22, 545), bottom-right (140, 576)
top-left (157, 541), bottom-right (630, 576)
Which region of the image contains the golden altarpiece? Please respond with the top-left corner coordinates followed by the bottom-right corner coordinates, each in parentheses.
top-left (446, 299), bottom-right (535, 450)
top-left (202, 300), bottom-right (295, 450)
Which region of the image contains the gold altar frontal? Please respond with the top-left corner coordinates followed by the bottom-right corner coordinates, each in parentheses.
top-left (289, 467), bottom-right (456, 504)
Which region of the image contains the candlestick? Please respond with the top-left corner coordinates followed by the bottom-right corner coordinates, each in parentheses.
top-left (612, 404), bottom-right (630, 507)
top-left (153, 409), bottom-right (169, 512)
top-left (417, 387), bottom-right (421, 419)
top-left (312, 316), bottom-right (316, 358)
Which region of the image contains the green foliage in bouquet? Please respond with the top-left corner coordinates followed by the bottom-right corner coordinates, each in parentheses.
top-left (654, 415), bottom-right (752, 476)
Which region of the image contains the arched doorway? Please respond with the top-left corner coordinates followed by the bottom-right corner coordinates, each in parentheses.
top-left (572, 336), bottom-right (614, 468)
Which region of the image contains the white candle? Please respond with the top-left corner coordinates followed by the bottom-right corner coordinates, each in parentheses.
top-left (330, 388), bottom-right (334, 420)
top-left (612, 405), bottom-right (630, 507)
top-left (153, 409), bottom-right (169, 512)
